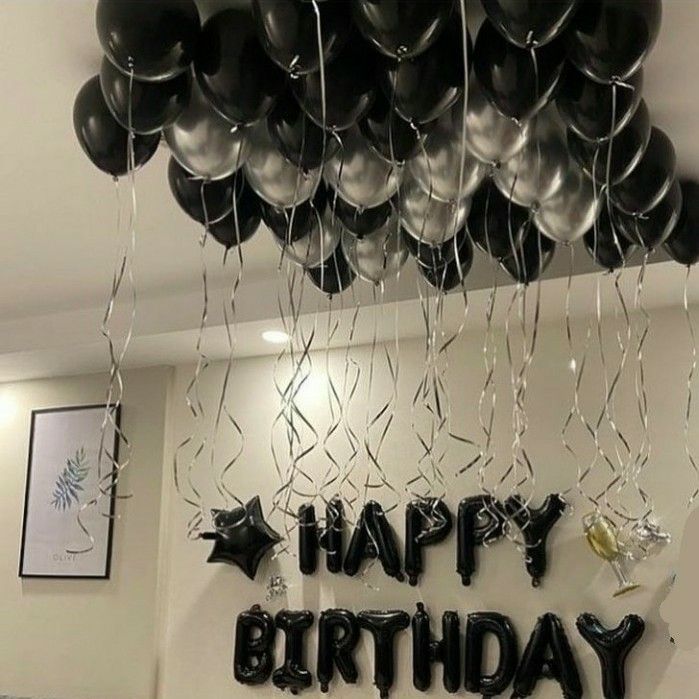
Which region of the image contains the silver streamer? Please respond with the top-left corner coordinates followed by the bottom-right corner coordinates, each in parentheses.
top-left (683, 266), bottom-right (699, 505)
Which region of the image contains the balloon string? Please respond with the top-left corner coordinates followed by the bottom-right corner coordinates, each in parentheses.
top-left (683, 266), bottom-right (699, 506)
top-left (310, 0), bottom-right (327, 193)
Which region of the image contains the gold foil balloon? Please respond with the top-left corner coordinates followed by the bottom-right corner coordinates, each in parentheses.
top-left (408, 99), bottom-right (487, 203)
top-left (494, 109), bottom-right (568, 208)
top-left (400, 171), bottom-right (471, 246)
top-left (272, 206), bottom-right (340, 268)
top-left (341, 207), bottom-right (408, 284)
top-left (164, 81), bottom-right (249, 181)
top-left (244, 120), bottom-right (321, 208)
top-left (583, 512), bottom-right (640, 598)
top-left (465, 76), bottom-right (532, 166)
top-left (535, 163), bottom-right (600, 244)
top-left (323, 126), bottom-right (402, 209)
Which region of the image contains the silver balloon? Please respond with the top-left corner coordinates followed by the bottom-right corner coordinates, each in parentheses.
top-left (244, 121), bottom-right (321, 208)
top-left (494, 109), bottom-right (568, 208)
top-left (465, 76), bottom-right (532, 166)
top-left (408, 99), bottom-right (486, 203)
top-left (323, 126), bottom-right (402, 209)
top-left (399, 171), bottom-right (471, 245)
top-left (273, 206), bottom-right (340, 268)
top-left (164, 81), bottom-right (249, 181)
top-left (341, 208), bottom-right (408, 284)
top-left (534, 163), bottom-right (600, 244)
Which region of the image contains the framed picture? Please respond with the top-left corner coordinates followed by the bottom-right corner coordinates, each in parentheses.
top-left (19, 403), bottom-right (121, 579)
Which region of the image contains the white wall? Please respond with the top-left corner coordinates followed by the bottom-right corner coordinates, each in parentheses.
top-left (0, 366), bottom-right (172, 699)
top-left (157, 302), bottom-right (699, 698)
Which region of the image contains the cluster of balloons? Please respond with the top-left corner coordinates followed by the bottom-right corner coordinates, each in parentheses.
top-left (73, 0), bottom-right (697, 297)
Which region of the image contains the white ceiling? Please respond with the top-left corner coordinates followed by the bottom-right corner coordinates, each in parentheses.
top-left (0, 0), bottom-right (696, 380)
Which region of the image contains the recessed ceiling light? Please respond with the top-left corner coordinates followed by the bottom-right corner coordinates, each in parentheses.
top-left (262, 330), bottom-right (290, 345)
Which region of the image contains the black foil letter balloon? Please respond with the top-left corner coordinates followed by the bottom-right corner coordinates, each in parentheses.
top-left (319, 498), bottom-right (345, 573)
top-left (298, 504), bottom-right (319, 575)
top-left (343, 501), bottom-right (404, 581)
top-left (273, 610), bottom-right (315, 694)
top-left (405, 498), bottom-right (453, 586)
top-left (505, 494), bottom-right (566, 587)
top-left (457, 495), bottom-right (505, 586)
top-left (234, 605), bottom-right (276, 685)
top-left (464, 612), bottom-right (518, 696)
top-left (665, 180), bottom-right (699, 266)
top-left (96, 0), bottom-right (200, 82)
top-left (577, 614), bottom-right (645, 699)
top-left (412, 603), bottom-right (460, 693)
top-left (358, 610), bottom-right (411, 699)
top-left (317, 608), bottom-right (360, 692)
top-left (513, 614), bottom-right (582, 699)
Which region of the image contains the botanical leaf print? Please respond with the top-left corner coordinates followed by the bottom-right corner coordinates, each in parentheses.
top-left (50, 446), bottom-right (90, 511)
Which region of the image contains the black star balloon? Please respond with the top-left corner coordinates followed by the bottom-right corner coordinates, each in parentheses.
top-left (203, 496), bottom-right (282, 580)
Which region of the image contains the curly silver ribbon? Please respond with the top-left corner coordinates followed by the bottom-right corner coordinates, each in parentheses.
top-left (683, 266), bottom-right (699, 505)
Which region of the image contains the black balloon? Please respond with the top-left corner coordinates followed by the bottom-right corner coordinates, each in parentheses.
top-left (99, 57), bottom-right (191, 135)
top-left (195, 8), bottom-right (284, 125)
top-left (380, 23), bottom-right (466, 126)
top-left (583, 205), bottom-right (636, 271)
top-left (418, 229), bottom-right (474, 291)
top-left (298, 503), bottom-right (319, 575)
top-left (273, 609), bottom-right (315, 693)
top-left (343, 501), bottom-right (404, 581)
top-left (307, 243), bottom-right (357, 295)
top-left (576, 613), bottom-right (645, 699)
top-left (203, 496), bottom-right (282, 580)
top-left (474, 20), bottom-right (565, 122)
top-left (404, 499), bottom-right (453, 586)
top-left (500, 233), bottom-right (556, 285)
top-left (612, 127), bottom-right (676, 216)
top-left (332, 193), bottom-right (392, 239)
top-left (262, 184), bottom-right (328, 244)
top-left (352, 0), bottom-right (454, 60)
top-left (664, 180), bottom-right (699, 266)
top-left (319, 498), bottom-right (345, 573)
top-left (403, 228), bottom-right (460, 271)
top-left (617, 178), bottom-right (682, 250)
top-left (358, 610), bottom-right (411, 699)
top-left (412, 603), bottom-right (460, 693)
top-left (168, 157), bottom-right (235, 225)
top-left (269, 92), bottom-right (338, 171)
top-left (464, 612), bottom-right (518, 696)
top-left (568, 99), bottom-right (651, 187)
top-left (293, 36), bottom-right (376, 132)
top-left (360, 91), bottom-right (422, 164)
top-left (73, 76), bottom-right (160, 177)
top-left (505, 493), bottom-right (566, 587)
top-left (96, 0), bottom-right (200, 82)
top-left (209, 176), bottom-right (262, 248)
top-left (317, 608), bottom-right (360, 692)
top-left (468, 180), bottom-right (532, 261)
top-left (557, 62), bottom-right (643, 144)
top-left (568, 0), bottom-right (662, 84)
top-left (253, 0), bottom-right (350, 75)
top-left (483, 0), bottom-right (579, 48)
top-left (234, 605), bottom-right (277, 685)
top-left (513, 614), bottom-right (582, 699)
top-left (457, 495), bottom-right (505, 586)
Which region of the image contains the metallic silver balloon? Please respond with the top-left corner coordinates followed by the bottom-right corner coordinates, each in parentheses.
top-left (465, 76), bottom-right (532, 166)
top-left (400, 171), bottom-right (471, 246)
top-left (341, 207), bottom-right (408, 284)
top-left (164, 81), bottom-right (249, 181)
top-left (534, 163), bottom-right (600, 244)
top-left (273, 206), bottom-right (340, 268)
top-left (244, 120), bottom-right (321, 208)
top-left (408, 99), bottom-right (487, 204)
top-left (494, 108), bottom-right (568, 208)
top-left (323, 126), bottom-right (402, 210)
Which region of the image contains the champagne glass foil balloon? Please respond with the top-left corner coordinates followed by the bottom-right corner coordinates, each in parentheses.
top-left (341, 208), bottom-right (408, 284)
top-left (465, 75), bottom-right (532, 167)
top-left (245, 121), bottom-right (321, 208)
top-left (323, 126), bottom-right (402, 209)
top-left (407, 99), bottom-right (487, 204)
top-left (399, 171), bottom-right (471, 245)
top-left (535, 163), bottom-right (600, 244)
top-left (273, 206), bottom-right (341, 268)
top-left (164, 80), bottom-right (249, 181)
top-left (494, 109), bottom-right (569, 209)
